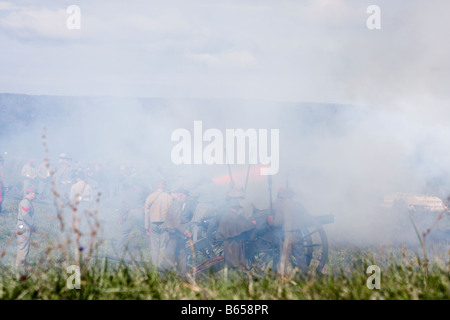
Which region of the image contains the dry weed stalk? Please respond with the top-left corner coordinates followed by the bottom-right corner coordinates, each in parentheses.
top-left (408, 203), bottom-right (448, 277)
top-left (42, 127), bottom-right (103, 268)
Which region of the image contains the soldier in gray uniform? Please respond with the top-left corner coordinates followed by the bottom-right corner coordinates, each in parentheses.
top-left (216, 196), bottom-right (255, 270)
top-left (116, 181), bottom-right (147, 258)
top-left (37, 159), bottom-right (52, 201)
top-left (189, 177), bottom-right (222, 242)
top-left (268, 187), bottom-right (309, 274)
top-left (69, 171), bottom-right (95, 261)
top-left (15, 188), bottom-right (38, 272)
top-left (21, 159), bottom-right (37, 197)
top-left (0, 155), bottom-right (7, 214)
top-left (55, 153), bottom-right (74, 201)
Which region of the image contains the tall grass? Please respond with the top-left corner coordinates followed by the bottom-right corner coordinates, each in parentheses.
top-left (0, 242), bottom-right (448, 300)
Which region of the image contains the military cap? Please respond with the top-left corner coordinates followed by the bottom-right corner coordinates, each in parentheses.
top-left (277, 187), bottom-right (294, 199)
top-left (25, 188), bottom-right (39, 194)
top-left (227, 185), bottom-right (245, 198)
top-left (174, 188), bottom-right (190, 196)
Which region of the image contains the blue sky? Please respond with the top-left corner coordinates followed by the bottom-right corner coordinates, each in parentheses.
top-left (0, 0), bottom-right (449, 122)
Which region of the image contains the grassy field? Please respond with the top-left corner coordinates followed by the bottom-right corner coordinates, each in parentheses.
top-left (0, 196), bottom-right (449, 300)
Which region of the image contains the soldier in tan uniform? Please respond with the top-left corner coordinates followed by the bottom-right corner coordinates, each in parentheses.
top-left (268, 187), bottom-right (308, 274)
top-left (161, 188), bottom-right (191, 275)
top-left (15, 188), bottom-right (37, 272)
top-left (70, 171), bottom-right (93, 204)
top-left (144, 181), bottom-right (173, 268)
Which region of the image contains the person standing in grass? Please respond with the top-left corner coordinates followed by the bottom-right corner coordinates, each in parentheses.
top-left (15, 188), bottom-right (38, 272)
top-left (189, 177), bottom-right (221, 242)
top-left (144, 181), bottom-right (173, 269)
top-left (161, 188), bottom-right (192, 275)
top-left (55, 153), bottom-right (74, 201)
top-left (21, 158), bottom-right (37, 197)
top-left (37, 158), bottom-right (52, 201)
top-left (116, 180), bottom-right (147, 258)
top-left (268, 187), bottom-right (309, 275)
top-left (216, 195), bottom-right (255, 271)
top-left (69, 171), bottom-right (95, 261)
top-left (0, 155), bottom-right (8, 214)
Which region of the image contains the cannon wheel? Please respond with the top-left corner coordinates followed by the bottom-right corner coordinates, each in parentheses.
top-left (185, 236), bottom-right (225, 276)
top-left (187, 215), bottom-right (329, 276)
top-left (301, 218), bottom-right (329, 273)
top-left (247, 215), bottom-right (329, 274)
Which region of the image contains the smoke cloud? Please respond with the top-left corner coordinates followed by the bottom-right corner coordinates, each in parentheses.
top-left (1, 1), bottom-right (449, 248)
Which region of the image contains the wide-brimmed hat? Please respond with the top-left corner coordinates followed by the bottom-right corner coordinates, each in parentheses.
top-left (227, 197), bottom-right (243, 208)
top-left (174, 188), bottom-right (190, 196)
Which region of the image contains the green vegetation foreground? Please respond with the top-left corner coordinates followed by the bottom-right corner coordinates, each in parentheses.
top-left (0, 194), bottom-right (449, 300)
top-left (0, 243), bottom-right (449, 300)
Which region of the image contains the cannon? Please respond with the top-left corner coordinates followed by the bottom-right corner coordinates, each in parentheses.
top-left (184, 207), bottom-right (334, 276)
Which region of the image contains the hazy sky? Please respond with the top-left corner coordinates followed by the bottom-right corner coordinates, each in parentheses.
top-left (1, 0), bottom-right (449, 122)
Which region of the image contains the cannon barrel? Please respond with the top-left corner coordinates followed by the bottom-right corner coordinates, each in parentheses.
top-left (312, 214), bottom-right (334, 226)
top-left (252, 209), bottom-right (334, 226)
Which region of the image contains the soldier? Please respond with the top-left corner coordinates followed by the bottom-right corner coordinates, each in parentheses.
top-left (189, 177), bottom-right (222, 242)
top-left (204, 186), bottom-right (244, 247)
top-left (216, 194), bottom-right (255, 271)
top-left (55, 153), bottom-right (74, 200)
top-left (37, 159), bottom-right (52, 201)
top-left (116, 181), bottom-right (147, 258)
top-left (268, 187), bottom-right (309, 275)
top-left (161, 188), bottom-right (192, 275)
top-left (0, 155), bottom-right (7, 214)
top-left (69, 171), bottom-right (93, 205)
top-left (15, 188), bottom-right (38, 272)
top-left (69, 171), bottom-right (94, 261)
top-left (228, 185), bottom-right (254, 218)
top-left (21, 159), bottom-right (37, 197)
top-left (144, 181), bottom-right (173, 268)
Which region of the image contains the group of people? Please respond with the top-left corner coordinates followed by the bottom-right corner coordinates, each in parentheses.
top-left (19, 153), bottom-right (95, 202)
top-left (5, 152), bottom-right (313, 277)
top-left (115, 178), bottom-right (312, 277)
top-left (116, 180), bottom-right (207, 275)
top-left (13, 154), bottom-right (97, 272)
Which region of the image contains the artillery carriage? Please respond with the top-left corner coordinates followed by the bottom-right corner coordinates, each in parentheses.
top-left (184, 204), bottom-right (334, 276)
